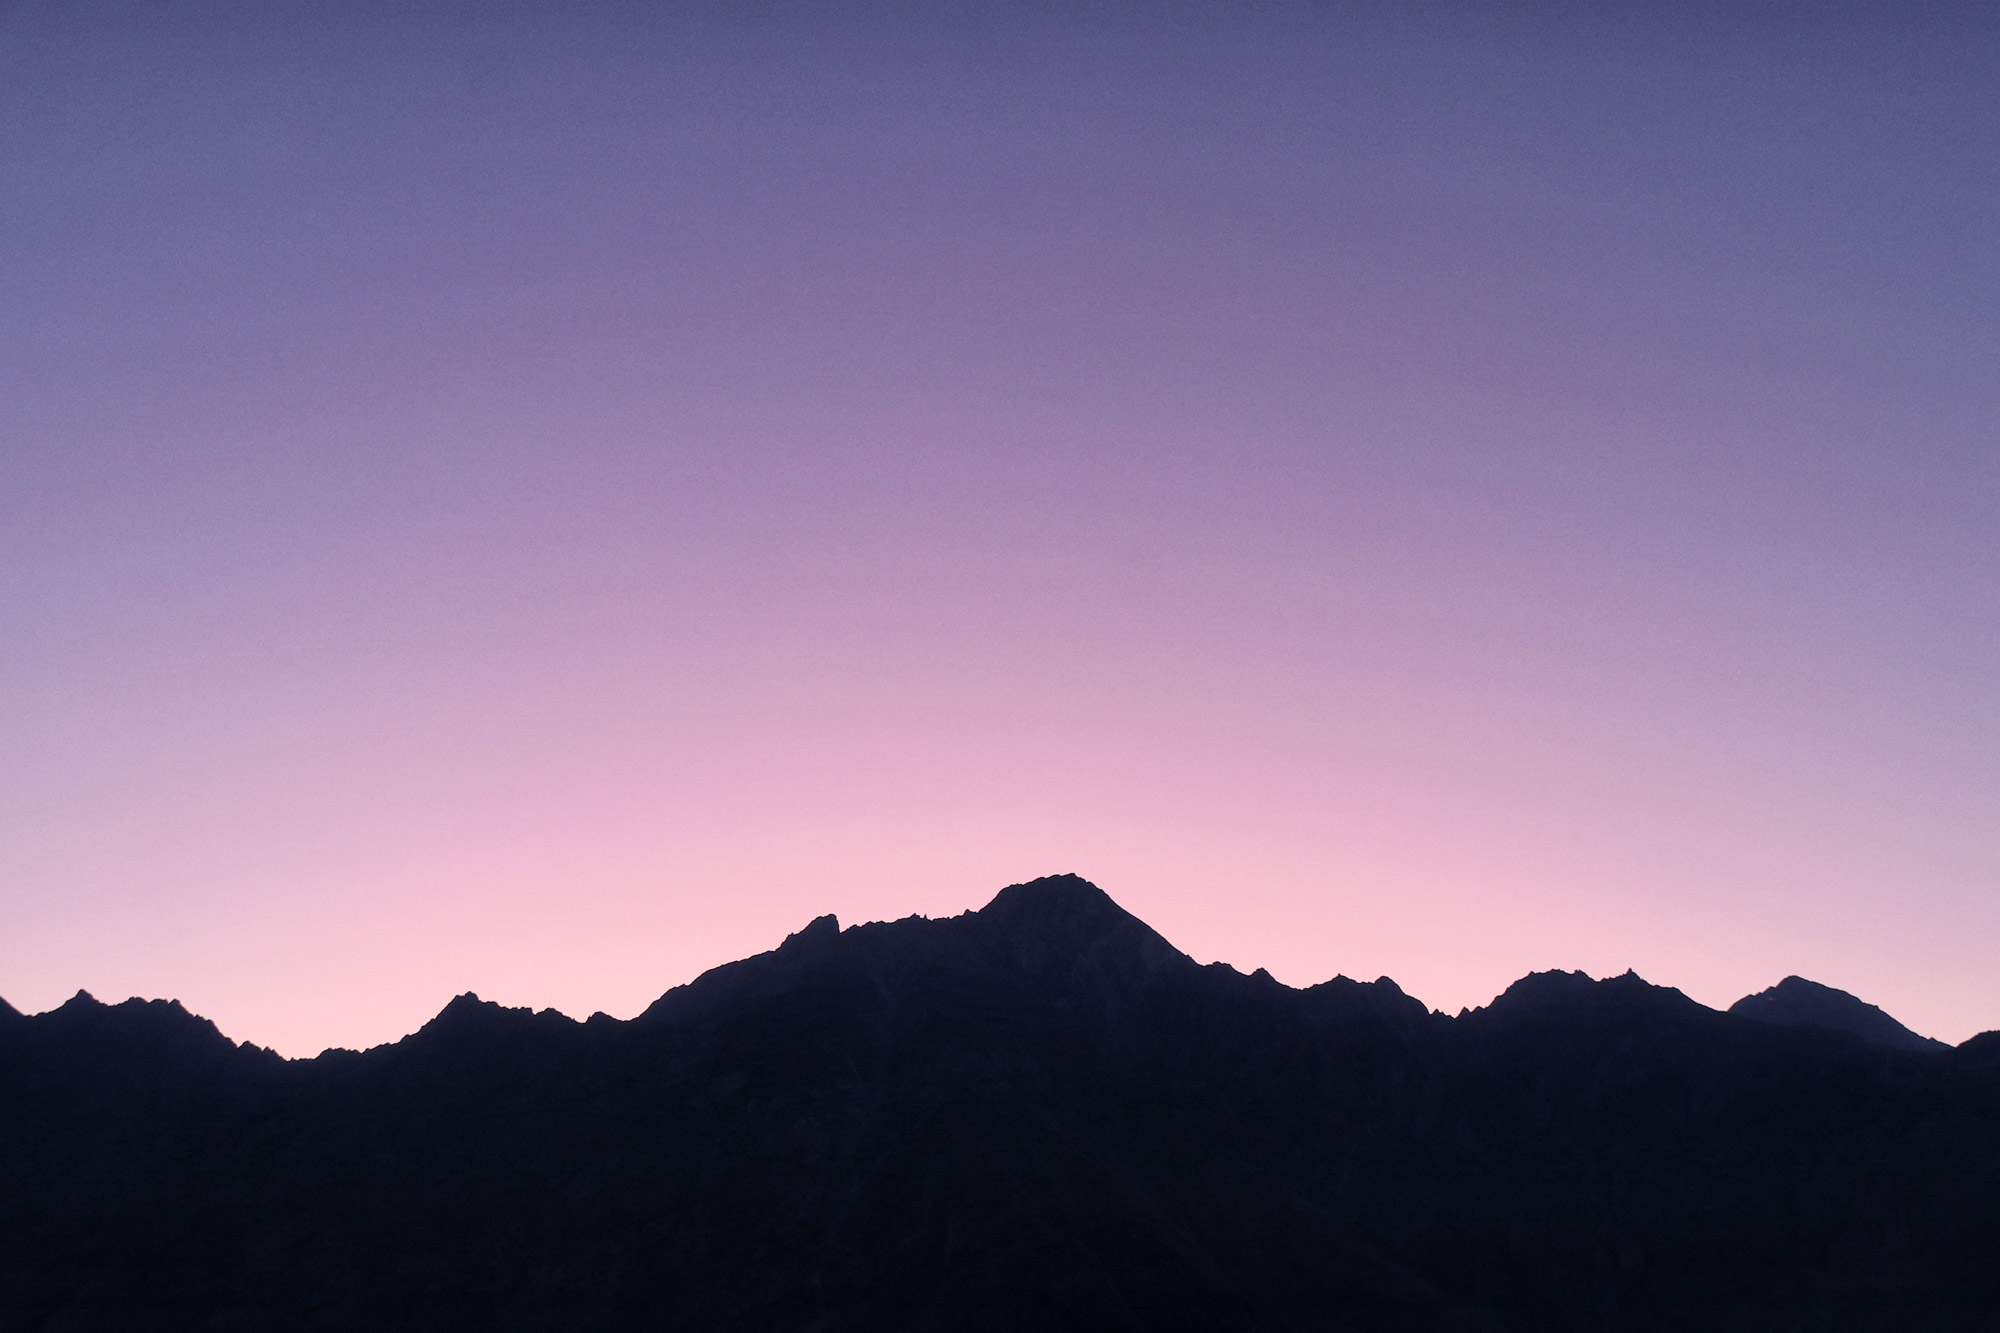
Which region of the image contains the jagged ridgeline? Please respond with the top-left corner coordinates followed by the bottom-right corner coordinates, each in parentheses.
top-left (4, 875), bottom-right (1998, 1331)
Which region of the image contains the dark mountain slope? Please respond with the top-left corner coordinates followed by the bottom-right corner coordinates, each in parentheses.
top-left (2, 875), bottom-right (1996, 1332)
top-left (1732, 975), bottom-right (1952, 1053)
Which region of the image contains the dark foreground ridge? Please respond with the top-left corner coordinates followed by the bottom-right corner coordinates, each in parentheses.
top-left (4, 875), bottom-right (1997, 1332)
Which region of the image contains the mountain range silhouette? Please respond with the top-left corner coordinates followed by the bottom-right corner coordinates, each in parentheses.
top-left (3, 874), bottom-right (1996, 1330)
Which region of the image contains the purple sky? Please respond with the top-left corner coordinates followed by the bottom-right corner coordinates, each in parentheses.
top-left (4, 3), bottom-right (1996, 1055)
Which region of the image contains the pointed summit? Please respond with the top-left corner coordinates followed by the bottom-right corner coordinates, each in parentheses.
top-left (779, 913), bottom-right (839, 950)
top-left (971, 874), bottom-right (1188, 992)
top-left (434, 991), bottom-right (498, 1021)
top-left (979, 873), bottom-right (1129, 929)
top-left (976, 874), bottom-right (1151, 945)
top-left (1730, 976), bottom-right (1946, 1052)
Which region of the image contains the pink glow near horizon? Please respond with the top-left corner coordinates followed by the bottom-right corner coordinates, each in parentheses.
top-left (2, 4), bottom-right (1995, 1054)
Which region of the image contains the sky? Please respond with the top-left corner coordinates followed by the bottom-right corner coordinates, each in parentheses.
top-left (2, 2), bottom-right (1995, 1055)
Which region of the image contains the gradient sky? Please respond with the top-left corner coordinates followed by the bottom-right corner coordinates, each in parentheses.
top-left (3, 2), bottom-right (1996, 1055)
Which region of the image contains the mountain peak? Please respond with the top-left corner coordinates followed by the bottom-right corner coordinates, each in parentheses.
top-left (971, 874), bottom-right (1187, 990)
top-left (1481, 968), bottom-right (1700, 1020)
top-left (975, 874), bottom-right (1155, 944)
top-left (979, 873), bottom-right (1123, 925)
top-left (413, 992), bottom-right (523, 1039)
top-left (1730, 976), bottom-right (1946, 1052)
top-left (779, 914), bottom-right (839, 950)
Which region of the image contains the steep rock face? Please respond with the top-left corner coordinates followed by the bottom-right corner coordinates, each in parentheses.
top-left (2, 877), bottom-right (1997, 1332)
top-left (1730, 975), bottom-right (1950, 1052)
